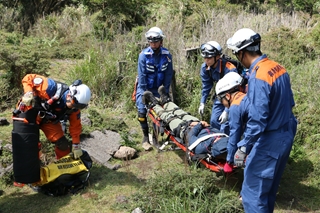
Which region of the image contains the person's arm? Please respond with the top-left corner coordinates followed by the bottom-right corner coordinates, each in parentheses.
top-left (200, 64), bottom-right (213, 104)
top-left (68, 110), bottom-right (82, 144)
top-left (21, 74), bottom-right (51, 99)
top-left (137, 52), bottom-right (148, 92)
top-left (238, 78), bottom-right (268, 149)
top-left (227, 106), bottom-right (242, 164)
top-left (163, 53), bottom-right (173, 94)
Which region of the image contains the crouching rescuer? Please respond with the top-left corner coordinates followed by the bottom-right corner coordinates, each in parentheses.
top-left (12, 74), bottom-right (91, 185)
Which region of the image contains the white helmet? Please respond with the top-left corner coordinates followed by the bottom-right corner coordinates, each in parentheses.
top-left (145, 27), bottom-right (165, 42)
top-left (227, 28), bottom-right (261, 53)
top-left (69, 83), bottom-right (91, 109)
top-left (200, 41), bottom-right (222, 58)
top-left (215, 72), bottom-right (243, 96)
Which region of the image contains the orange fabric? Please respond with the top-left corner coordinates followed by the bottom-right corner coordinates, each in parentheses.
top-left (55, 146), bottom-right (70, 159)
top-left (231, 92), bottom-right (246, 106)
top-left (40, 122), bottom-right (64, 142)
top-left (68, 110), bottom-right (81, 143)
top-left (252, 58), bottom-right (286, 86)
top-left (22, 74), bottom-right (50, 99)
top-left (225, 61), bottom-right (236, 69)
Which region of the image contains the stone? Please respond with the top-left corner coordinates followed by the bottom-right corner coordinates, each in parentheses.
top-left (113, 146), bottom-right (137, 160)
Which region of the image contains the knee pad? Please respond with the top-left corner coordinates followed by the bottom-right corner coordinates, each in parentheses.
top-left (54, 136), bottom-right (71, 151)
top-left (138, 112), bottom-right (147, 123)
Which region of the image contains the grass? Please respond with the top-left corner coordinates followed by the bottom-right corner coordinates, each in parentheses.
top-left (1, 2), bottom-right (320, 213)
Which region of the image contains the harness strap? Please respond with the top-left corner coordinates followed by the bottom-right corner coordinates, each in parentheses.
top-left (188, 133), bottom-right (228, 151)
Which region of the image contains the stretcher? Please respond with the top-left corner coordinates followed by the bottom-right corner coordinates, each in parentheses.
top-left (147, 109), bottom-right (227, 173)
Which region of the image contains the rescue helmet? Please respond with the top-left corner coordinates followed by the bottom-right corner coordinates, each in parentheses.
top-left (200, 41), bottom-right (222, 58)
top-left (227, 28), bottom-right (261, 54)
top-left (68, 80), bottom-right (91, 109)
top-left (215, 72), bottom-right (243, 97)
top-left (145, 27), bottom-right (165, 43)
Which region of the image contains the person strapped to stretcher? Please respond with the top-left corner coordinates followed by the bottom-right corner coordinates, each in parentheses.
top-left (142, 85), bottom-right (229, 163)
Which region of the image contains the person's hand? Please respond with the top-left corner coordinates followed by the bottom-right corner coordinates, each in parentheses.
top-left (234, 147), bottom-right (246, 167)
top-left (223, 162), bottom-right (233, 173)
top-left (198, 103), bottom-right (205, 115)
top-left (22, 92), bottom-right (34, 106)
top-left (219, 111), bottom-right (228, 124)
top-left (71, 144), bottom-right (83, 159)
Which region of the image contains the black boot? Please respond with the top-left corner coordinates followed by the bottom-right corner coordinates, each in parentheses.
top-left (142, 128), bottom-right (150, 144)
top-left (142, 91), bottom-right (159, 108)
top-left (158, 85), bottom-right (171, 105)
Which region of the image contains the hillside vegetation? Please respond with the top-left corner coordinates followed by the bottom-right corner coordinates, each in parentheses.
top-left (1, 0), bottom-right (320, 212)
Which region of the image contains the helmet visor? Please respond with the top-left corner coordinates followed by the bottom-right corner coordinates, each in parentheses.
top-left (145, 31), bottom-right (162, 42)
top-left (200, 43), bottom-right (219, 58)
top-left (68, 89), bottom-right (88, 109)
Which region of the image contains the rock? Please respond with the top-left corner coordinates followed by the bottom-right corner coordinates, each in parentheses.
top-left (116, 195), bottom-right (128, 203)
top-left (81, 114), bottom-right (92, 126)
top-left (3, 144), bottom-right (12, 152)
top-left (81, 130), bottom-right (121, 169)
top-left (0, 118), bottom-right (9, 126)
top-left (132, 207), bottom-right (143, 213)
top-left (113, 146), bottom-right (137, 160)
top-left (142, 142), bottom-right (153, 151)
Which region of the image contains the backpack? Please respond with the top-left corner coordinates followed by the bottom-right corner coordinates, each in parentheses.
top-left (39, 150), bottom-right (92, 196)
top-left (220, 54), bottom-right (246, 79)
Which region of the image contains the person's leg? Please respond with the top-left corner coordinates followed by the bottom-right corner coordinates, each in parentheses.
top-left (241, 132), bottom-right (293, 213)
top-left (40, 122), bottom-right (70, 159)
top-left (267, 133), bottom-right (294, 212)
top-left (210, 103), bottom-right (223, 130)
top-left (136, 93), bottom-right (150, 144)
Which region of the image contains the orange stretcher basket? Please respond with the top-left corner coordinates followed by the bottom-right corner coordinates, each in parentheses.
top-left (147, 109), bottom-right (226, 173)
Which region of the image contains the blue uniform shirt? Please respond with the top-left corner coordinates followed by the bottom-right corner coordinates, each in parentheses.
top-left (238, 54), bottom-right (296, 149)
top-left (136, 46), bottom-right (173, 113)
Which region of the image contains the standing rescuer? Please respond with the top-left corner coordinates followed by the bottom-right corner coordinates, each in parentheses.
top-left (227, 28), bottom-right (297, 213)
top-left (198, 41), bottom-right (238, 135)
top-left (136, 27), bottom-right (173, 150)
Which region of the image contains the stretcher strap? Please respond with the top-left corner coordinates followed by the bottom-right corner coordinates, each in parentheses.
top-left (188, 133), bottom-right (228, 151)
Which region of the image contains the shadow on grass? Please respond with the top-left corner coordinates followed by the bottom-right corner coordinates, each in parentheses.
top-left (0, 162), bottom-right (143, 213)
top-left (276, 158), bottom-right (320, 212)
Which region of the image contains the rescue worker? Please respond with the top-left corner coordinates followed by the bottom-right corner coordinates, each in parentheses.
top-left (215, 72), bottom-right (249, 173)
top-left (227, 28), bottom-right (297, 212)
top-left (17, 74), bottom-right (91, 160)
top-left (198, 41), bottom-right (238, 135)
top-left (142, 85), bottom-right (228, 158)
top-left (136, 27), bottom-right (174, 150)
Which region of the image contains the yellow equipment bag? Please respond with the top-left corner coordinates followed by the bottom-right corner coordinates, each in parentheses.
top-left (38, 150), bottom-right (92, 196)
top-left (39, 154), bottom-right (88, 185)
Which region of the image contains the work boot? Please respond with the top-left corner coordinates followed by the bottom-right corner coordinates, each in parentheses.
top-left (142, 91), bottom-right (158, 108)
top-left (141, 129), bottom-right (153, 151)
top-left (158, 85), bottom-right (171, 105)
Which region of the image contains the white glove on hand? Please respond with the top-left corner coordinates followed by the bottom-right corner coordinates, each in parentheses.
top-left (72, 144), bottom-right (83, 159)
top-left (234, 147), bottom-right (246, 167)
top-left (219, 111), bottom-right (228, 124)
top-left (198, 103), bottom-right (205, 115)
top-left (22, 92), bottom-right (34, 106)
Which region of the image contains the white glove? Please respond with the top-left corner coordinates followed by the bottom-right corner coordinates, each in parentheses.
top-left (198, 103), bottom-right (205, 115)
top-left (234, 147), bottom-right (246, 167)
top-left (219, 110), bottom-right (228, 124)
top-left (21, 92), bottom-right (34, 106)
top-left (71, 144), bottom-right (83, 159)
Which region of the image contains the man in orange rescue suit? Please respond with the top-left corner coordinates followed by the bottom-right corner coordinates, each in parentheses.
top-left (227, 28), bottom-right (297, 213)
top-left (18, 74), bottom-right (91, 159)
